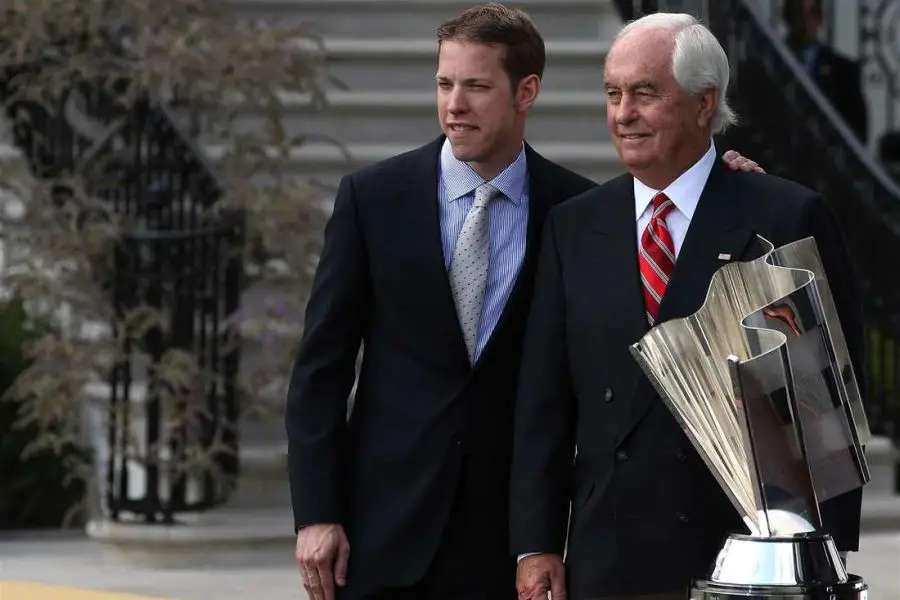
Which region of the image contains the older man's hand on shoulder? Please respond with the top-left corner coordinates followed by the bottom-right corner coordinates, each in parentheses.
top-left (722, 149), bottom-right (765, 173)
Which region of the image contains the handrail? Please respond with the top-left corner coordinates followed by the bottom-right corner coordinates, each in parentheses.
top-left (729, 0), bottom-right (900, 225)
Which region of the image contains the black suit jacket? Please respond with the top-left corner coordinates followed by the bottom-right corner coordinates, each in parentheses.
top-left (285, 135), bottom-right (595, 595)
top-left (509, 161), bottom-right (866, 599)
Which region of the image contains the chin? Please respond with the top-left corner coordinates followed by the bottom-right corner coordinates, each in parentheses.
top-left (451, 147), bottom-right (483, 164)
top-left (619, 154), bottom-right (652, 171)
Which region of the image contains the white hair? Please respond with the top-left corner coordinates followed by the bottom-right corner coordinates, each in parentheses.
top-left (613, 12), bottom-right (737, 134)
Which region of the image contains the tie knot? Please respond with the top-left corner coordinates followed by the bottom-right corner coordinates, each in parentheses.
top-left (651, 192), bottom-right (674, 219)
top-left (473, 183), bottom-right (501, 209)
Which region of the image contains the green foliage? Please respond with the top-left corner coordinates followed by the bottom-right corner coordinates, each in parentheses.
top-left (867, 326), bottom-right (900, 440)
top-left (0, 0), bottom-right (336, 523)
top-left (0, 298), bottom-right (88, 529)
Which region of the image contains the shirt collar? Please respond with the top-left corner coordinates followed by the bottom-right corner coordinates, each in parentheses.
top-left (440, 137), bottom-right (528, 205)
top-left (633, 140), bottom-right (717, 222)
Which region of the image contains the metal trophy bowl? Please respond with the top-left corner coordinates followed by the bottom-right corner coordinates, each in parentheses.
top-left (630, 236), bottom-right (871, 599)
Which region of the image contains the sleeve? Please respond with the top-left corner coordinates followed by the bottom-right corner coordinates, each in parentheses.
top-left (509, 208), bottom-right (578, 556)
top-left (285, 174), bottom-right (369, 530)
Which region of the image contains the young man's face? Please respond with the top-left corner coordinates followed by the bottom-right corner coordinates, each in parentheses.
top-left (436, 40), bottom-right (536, 178)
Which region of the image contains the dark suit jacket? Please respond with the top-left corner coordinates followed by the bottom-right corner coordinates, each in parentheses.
top-left (285, 135), bottom-right (596, 595)
top-left (509, 161), bottom-right (866, 599)
top-left (789, 41), bottom-right (868, 143)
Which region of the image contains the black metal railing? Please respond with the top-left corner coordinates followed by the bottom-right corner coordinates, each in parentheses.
top-left (768, 0), bottom-right (900, 141)
top-left (610, 0), bottom-right (900, 445)
top-left (859, 0), bottom-right (900, 157)
top-left (1, 56), bottom-right (243, 522)
top-left (710, 0), bottom-right (900, 445)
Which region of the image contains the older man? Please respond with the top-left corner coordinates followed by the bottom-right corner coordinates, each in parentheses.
top-left (509, 12), bottom-right (864, 600)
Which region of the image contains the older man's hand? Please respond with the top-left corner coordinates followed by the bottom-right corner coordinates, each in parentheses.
top-left (516, 553), bottom-right (566, 600)
top-left (722, 150), bottom-right (765, 173)
top-left (295, 523), bottom-right (350, 600)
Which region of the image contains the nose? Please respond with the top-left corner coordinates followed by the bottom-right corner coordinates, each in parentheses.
top-left (446, 86), bottom-right (469, 114)
top-left (613, 94), bottom-right (638, 126)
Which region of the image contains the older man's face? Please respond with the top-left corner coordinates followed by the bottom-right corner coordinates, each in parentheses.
top-left (604, 28), bottom-right (712, 186)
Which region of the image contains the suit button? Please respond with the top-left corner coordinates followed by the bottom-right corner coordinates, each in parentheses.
top-left (616, 450), bottom-right (628, 461)
top-left (675, 448), bottom-right (687, 461)
top-left (677, 512), bottom-right (690, 523)
top-left (604, 388), bottom-right (614, 402)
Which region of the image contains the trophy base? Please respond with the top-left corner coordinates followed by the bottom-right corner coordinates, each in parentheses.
top-left (689, 531), bottom-right (868, 600)
top-left (690, 575), bottom-right (868, 599)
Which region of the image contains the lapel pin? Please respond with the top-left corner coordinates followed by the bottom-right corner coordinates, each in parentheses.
top-left (718, 253), bottom-right (731, 260)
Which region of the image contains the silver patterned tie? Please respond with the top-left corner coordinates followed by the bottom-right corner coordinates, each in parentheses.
top-left (449, 183), bottom-right (501, 363)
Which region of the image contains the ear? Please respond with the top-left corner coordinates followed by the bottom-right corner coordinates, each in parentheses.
top-left (696, 88), bottom-right (718, 130)
top-left (515, 74), bottom-right (541, 112)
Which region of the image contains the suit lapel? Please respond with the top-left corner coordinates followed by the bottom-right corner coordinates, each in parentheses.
top-left (397, 136), bottom-right (470, 368)
top-left (656, 163), bottom-right (756, 322)
top-left (618, 163), bottom-right (757, 443)
top-left (475, 143), bottom-right (554, 366)
top-left (586, 176), bottom-right (650, 358)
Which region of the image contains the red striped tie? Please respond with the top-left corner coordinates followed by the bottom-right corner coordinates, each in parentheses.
top-left (639, 192), bottom-right (676, 325)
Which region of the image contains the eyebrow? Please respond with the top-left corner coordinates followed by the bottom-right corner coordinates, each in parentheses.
top-left (435, 76), bottom-right (492, 85)
top-left (605, 79), bottom-right (658, 91)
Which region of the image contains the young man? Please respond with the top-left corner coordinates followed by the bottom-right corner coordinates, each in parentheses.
top-left (287, 5), bottom-right (764, 600)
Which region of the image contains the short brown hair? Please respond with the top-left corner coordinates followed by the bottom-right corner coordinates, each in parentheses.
top-left (437, 3), bottom-right (546, 86)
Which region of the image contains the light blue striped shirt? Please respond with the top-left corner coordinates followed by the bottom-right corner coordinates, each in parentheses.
top-left (438, 138), bottom-right (529, 363)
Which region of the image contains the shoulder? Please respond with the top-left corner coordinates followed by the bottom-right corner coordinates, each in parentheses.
top-left (540, 158), bottom-right (598, 198)
top-left (728, 170), bottom-right (820, 211)
top-left (551, 172), bottom-right (632, 220)
top-left (720, 170), bottom-right (834, 239)
top-left (345, 138), bottom-right (441, 188)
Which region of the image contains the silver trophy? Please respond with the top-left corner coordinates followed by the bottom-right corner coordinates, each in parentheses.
top-left (630, 236), bottom-right (871, 599)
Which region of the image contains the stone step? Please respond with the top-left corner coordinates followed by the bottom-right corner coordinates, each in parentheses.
top-left (230, 0), bottom-right (621, 40)
top-left (321, 38), bottom-right (608, 92)
top-left (0, 138), bottom-right (619, 208)
top-left (225, 89), bottom-right (608, 145)
top-left (202, 140), bottom-right (622, 183)
top-left (860, 437), bottom-right (900, 532)
top-left (86, 507), bottom-right (295, 569)
top-left (225, 441), bottom-right (291, 511)
top-left (866, 436), bottom-right (899, 494)
top-left (861, 493), bottom-right (900, 533)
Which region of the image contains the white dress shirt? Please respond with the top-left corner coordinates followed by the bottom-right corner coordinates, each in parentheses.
top-left (633, 140), bottom-right (716, 257)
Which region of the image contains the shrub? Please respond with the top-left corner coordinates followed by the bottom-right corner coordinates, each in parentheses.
top-left (0, 298), bottom-right (88, 529)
